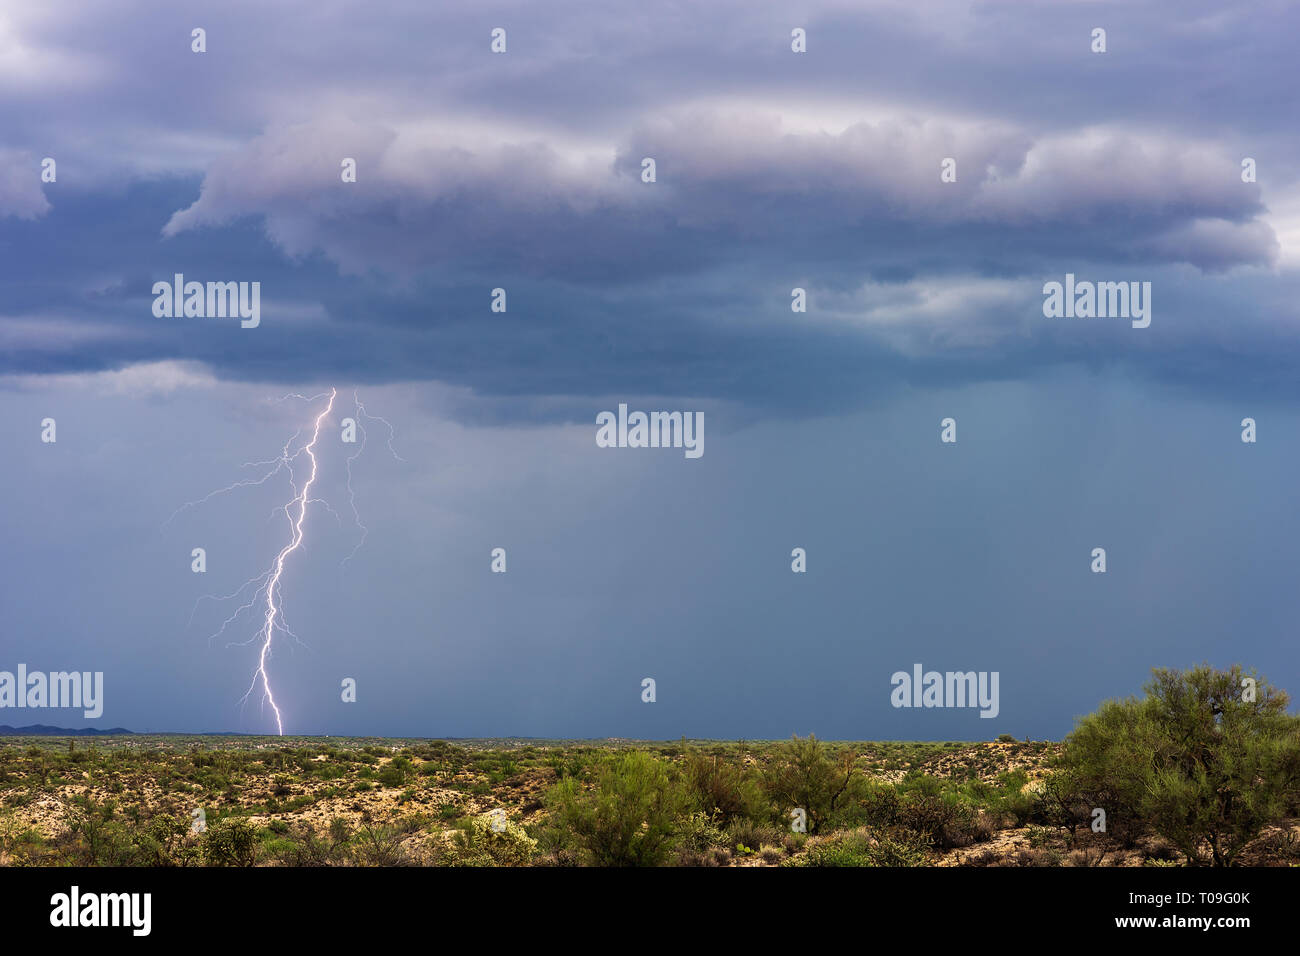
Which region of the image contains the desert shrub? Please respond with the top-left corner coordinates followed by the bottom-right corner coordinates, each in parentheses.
top-left (267, 818), bottom-right (354, 866)
top-left (444, 812), bottom-right (537, 867)
top-left (546, 751), bottom-right (589, 781)
top-left (1061, 664), bottom-right (1300, 866)
top-left (991, 770), bottom-right (1043, 827)
top-left (759, 845), bottom-right (784, 864)
top-left (761, 735), bottom-right (855, 834)
top-left (897, 793), bottom-right (983, 849)
top-left (1010, 847), bottom-right (1062, 867)
top-left (966, 812), bottom-right (996, 845)
top-left (1245, 827), bottom-right (1300, 864)
top-left (676, 847), bottom-right (731, 867)
top-left (821, 774), bottom-right (896, 830)
top-left (66, 804), bottom-right (200, 867)
top-left (1035, 757), bottom-right (1133, 845)
top-left (350, 823), bottom-right (413, 866)
top-left (64, 801), bottom-right (134, 866)
top-left (377, 766), bottom-right (406, 788)
top-left (791, 828), bottom-right (928, 867)
top-left (268, 827), bottom-right (332, 866)
top-left (868, 829), bottom-right (931, 866)
top-left (0, 813), bottom-right (46, 865)
top-left (675, 810), bottom-right (726, 856)
top-left (896, 771), bottom-right (944, 799)
top-left (792, 830), bottom-right (876, 867)
top-left (998, 769), bottom-right (1028, 791)
top-left (544, 751), bottom-right (691, 866)
top-left (1143, 838), bottom-right (1180, 863)
top-left (682, 750), bottom-right (765, 824)
top-left (133, 814), bottom-right (200, 866)
top-left (203, 818), bottom-right (256, 866)
top-left (722, 818), bottom-right (781, 853)
top-left (857, 781), bottom-right (902, 829)
top-left (1068, 841), bottom-right (1110, 867)
top-left (1026, 825), bottom-right (1052, 848)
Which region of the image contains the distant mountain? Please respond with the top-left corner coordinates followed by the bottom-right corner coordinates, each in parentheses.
top-left (0, 724), bottom-right (133, 736)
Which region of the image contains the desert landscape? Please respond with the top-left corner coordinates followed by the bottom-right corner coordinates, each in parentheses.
top-left (3, 666), bottom-right (1297, 868)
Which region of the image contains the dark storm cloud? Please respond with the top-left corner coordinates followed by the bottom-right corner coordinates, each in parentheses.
top-left (1, 0), bottom-right (1297, 418)
top-left (3, 174), bottom-right (1296, 423)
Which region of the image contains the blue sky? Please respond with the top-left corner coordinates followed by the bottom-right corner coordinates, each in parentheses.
top-left (1, 0), bottom-right (1297, 738)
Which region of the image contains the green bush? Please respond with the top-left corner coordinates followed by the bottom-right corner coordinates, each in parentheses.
top-left (544, 751), bottom-right (691, 866)
top-left (674, 810), bottom-right (726, 857)
top-left (63, 800), bottom-right (137, 866)
top-left (377, 766), bottom-right (406, 788)
top-left (869, 830), bottom-right (931, 866)
top-left (857, 781), bottom-right (902, 829)
top-left (761, 735), bottom-right (855, 834)
top-left (683, 750), bottom-right (765, 824)
top-left (132, 814), bottom-right (201, 866)
top-left (203, 819), bottom-right (256, 866)
top-left (349, 823), bottom-right (413, 866)
top-left (793, 830), bottom-right (876, 867)
top-left (1061, 664), bottom-right (1300, 866)
top-left (721, 817), bottom-right (780, 853)
top-left (791, 828), bottom-right (928, 867)
top-left (265, 817), bottom-right (357, 866)
top-left (444, 812), bottom-right (537, 867)
top-left (897, 792), bottom-right (984, 849)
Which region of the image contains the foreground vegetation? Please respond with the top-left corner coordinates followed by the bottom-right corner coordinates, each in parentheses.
top-left (2, 665), bottom-right (1297, 867)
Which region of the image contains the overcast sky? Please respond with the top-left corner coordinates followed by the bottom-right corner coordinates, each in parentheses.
top-left (1, 0), bottom-right (1297, 738)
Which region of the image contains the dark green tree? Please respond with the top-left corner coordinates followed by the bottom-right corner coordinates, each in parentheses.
top-left (1063, 664), bottom-right (1300, 866)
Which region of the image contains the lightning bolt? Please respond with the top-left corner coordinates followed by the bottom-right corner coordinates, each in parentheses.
top-left (175, 387), bottom-right (399, 735)
top-left (241, 387), bottom-right (336, 735)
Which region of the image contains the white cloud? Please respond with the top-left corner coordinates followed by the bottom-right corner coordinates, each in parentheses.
top-left (1, 359), bottom-right (218, 396)
top-left (159, 110), bottom-right (1275, 276)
